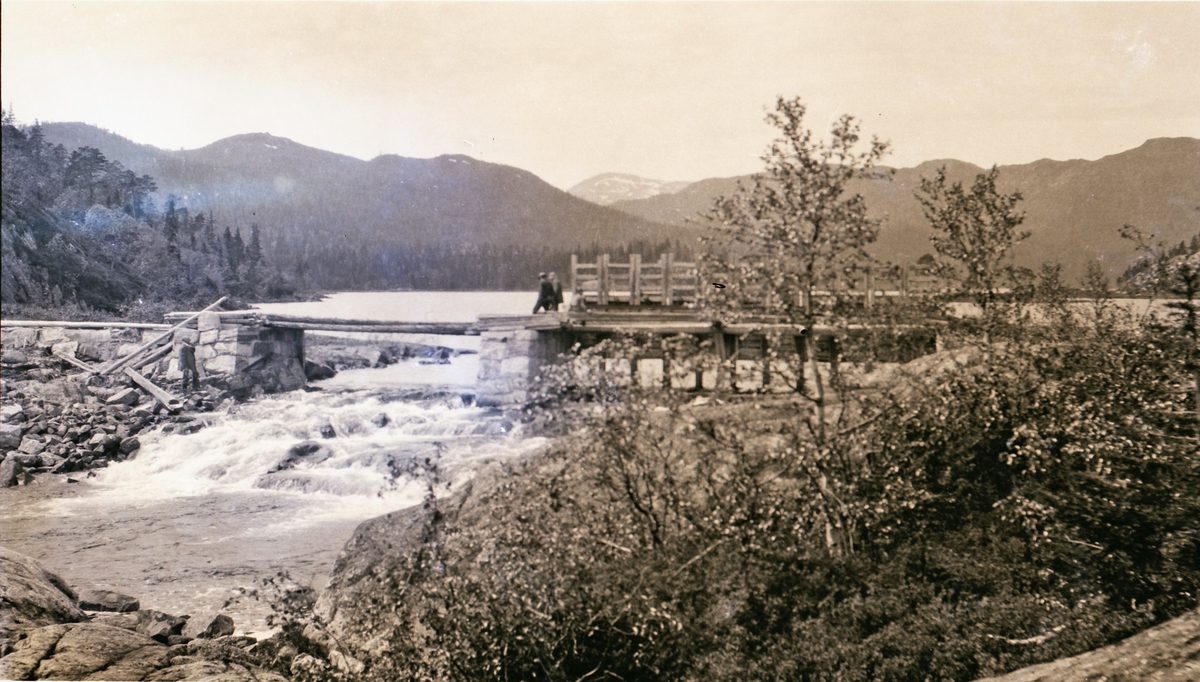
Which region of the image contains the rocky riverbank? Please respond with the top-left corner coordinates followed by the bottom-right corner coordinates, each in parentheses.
top-left (0, 546), bottom-right (299, 681)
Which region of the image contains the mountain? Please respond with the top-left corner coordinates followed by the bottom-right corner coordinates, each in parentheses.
top-left (38, 124), bottom-right (695, 253)
top-left (568, 173), bottom-right (691, 206)
top-left (610, 139), bottom-right (1200, 280)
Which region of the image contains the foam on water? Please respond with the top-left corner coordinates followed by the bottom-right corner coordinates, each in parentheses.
top-left (48, 360), bottom-right (541, 526)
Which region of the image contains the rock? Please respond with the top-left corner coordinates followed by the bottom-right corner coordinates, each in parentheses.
top-left (319, 423), bottom-right (337, 439)
top-left (977, 608), bottom-right (1200, 681)
top-left (50, 340), bottom-right (79, 359)
top-left (166, 635), bottom-right (192, 646)
top-left (0, 547), bottom-right (87, 637)
top-left (371, 412), bottom-right (390, 427)
top-left (198, 614), bottom-right (235, 639)
top-left (0, 423), bottom-right (23, 450)
top-left (119, 436), bottom-right (141, 455)
top-left (135, 609), bottom-right (189, 643)
top-left (39, 377), bottom-right (89, 406)
top-left (89, 612), bottom-right (140, 631)
top-left (269, 441), bottom-right (334, 473)
top-left (106, 387), bottom-right (141, 406)
top-left (0, 623), bottom-right (70, 681)
top-left (145, 659), bottom-right (288, 682)
top-left (304, 360), bottom-right (337, 381)
top-left (30, 623), bottom-right (168, 681)
top-left (1, 404), bottom-right (24, 423)
top-left (1, 349), bottom-right (29, 365)
top-left (17, 436), bottom-right (46, 455)
top-left (1, 454), bottom-right (24, 487)
top-left (78, 589), bottom-right (140, 613)
top-left (354, 348), bottom-right (384, 368)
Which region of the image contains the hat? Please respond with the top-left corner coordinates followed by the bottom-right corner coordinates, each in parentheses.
top-left (538, 272), bottom-right (547, 278)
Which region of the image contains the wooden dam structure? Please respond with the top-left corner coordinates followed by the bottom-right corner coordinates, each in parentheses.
top-left (1, 255), bottom-right (941, 407)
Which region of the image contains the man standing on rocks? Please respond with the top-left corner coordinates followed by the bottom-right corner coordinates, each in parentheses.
top-left (178, 340), bottom-right (199, 394)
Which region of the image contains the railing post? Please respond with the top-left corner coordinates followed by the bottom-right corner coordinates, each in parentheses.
top-left (630, 253), bottom-right (642, 306)
top-left (866, 267), bottom-right (875, 312)
top-left (663, 253), bottom-right (674, 306)
top-left (901, 267), bottom-right (909, 301)
top-left (599, 253), bottom-right (610, 306)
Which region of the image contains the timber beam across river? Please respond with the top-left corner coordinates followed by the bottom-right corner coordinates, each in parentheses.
top-left (160, 309), bottom-right (814, 337)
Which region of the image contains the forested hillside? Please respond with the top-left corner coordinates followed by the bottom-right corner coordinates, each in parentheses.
top-left (37, 122), bottom-right (697, 292)
top-left (2, 115), bottom-right (695, 318)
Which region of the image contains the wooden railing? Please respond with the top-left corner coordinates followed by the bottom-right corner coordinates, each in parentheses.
top-left (571, 253), bottom-right (699, 307)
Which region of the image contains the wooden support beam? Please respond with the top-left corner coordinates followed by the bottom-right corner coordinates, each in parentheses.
top-left (663, 253), bottom-right (674, 307)
top-left (123, 366), bottom-right (181, 410)
top-left (130, 343), bottom-right (174, 371)
top-left (598, 253), bottom-right (610, 306)
top-left (100, 296), bottom-right (227, 376)
top-left (866, 267), bottom-right (875, 312)
top-left (570, 254), bottom-right (579, 298)
top-left (630, 253), bottom-right (642, 305)
top-left (264, 321), bottom-right (479, 335)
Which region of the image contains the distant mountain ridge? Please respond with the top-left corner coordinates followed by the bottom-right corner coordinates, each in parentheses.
top-left (608, 138), bottom-right (1200, 279)
top-left (38, 123), bottom-right (694, 253)
top-left (568, 173), bottom-right (692, 206)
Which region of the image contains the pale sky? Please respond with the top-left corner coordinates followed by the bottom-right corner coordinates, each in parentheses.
top-left (2, 2), bottom-right (1198, 189)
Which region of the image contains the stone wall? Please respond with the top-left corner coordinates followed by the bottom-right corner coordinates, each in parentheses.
top-left (168, 312), bottom-right (306, 397)
top-left (1, 324), bottom-right (168, 365)
top-left (476, 329), bottom-right (573, 407)
top-left (1, 316), bottom-right (306, 397)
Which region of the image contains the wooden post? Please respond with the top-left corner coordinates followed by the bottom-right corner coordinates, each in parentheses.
top-left (866, 267), bottom-right (875, 312)
top-left (630, 253), bottom-right (642, 306)
top-left (124, 366), bottom-right (181, 410)
top-left (794, 333), bottom-right (808, 395)
top-left (713, 330), bottom-right (726, 393)
top-left (598, 253), bottom-right (610, 306)
top-left (901, 267), bottom-right (909, 300)
top-left (570, 254), bottom-right (579, 297)
top-left (663, 253), bottom-right (675, 306)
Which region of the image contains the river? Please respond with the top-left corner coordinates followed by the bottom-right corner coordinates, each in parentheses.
top-left (1, 291), bottom-right (550, 638)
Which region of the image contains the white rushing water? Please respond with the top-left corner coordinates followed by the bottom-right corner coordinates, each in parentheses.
top-left (3, 307), bottom-right (546, 635)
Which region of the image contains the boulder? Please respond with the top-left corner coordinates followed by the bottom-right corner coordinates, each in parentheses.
top-left (89, 612), bottom-right (140, 631)
top-left (119, 437), bottom-right (141, 455)
top-left (1, 349), bottom-right (29, 365)
top-left (319, 423), bottom-right (337, 439)
top-left (198, 614), bottom-right (235, 639)
top-left (269, 441), bottom-right (333, 473)
top-left (0, 623), bottom-right (70, 680)
top-left (17, 436), bottom-right (46, 455)
top-left (78, 589), bottom-right (140, 613)
top-left (1, 454), bottom-right (24, 487)
top-left (304, 360), bottom-right (337, 381)
top-left (0, 547), bottom-right (87, 638)
top-left (0, 423), bottom-right (23, 450)
top-left (371, 413), bottom-right (390, 427)
top-left (106, 388), bottom-right (141, 407)
top-left (50, 341), bottom-right (79, 359)
top-left (0, 404), bottom-right (25, 423)
top-left (135, 609), bottom-right (189, 644)
top-left (39, 377), bottom-right (89, 406)
top-left (30, 623), bottom-right (168, 681)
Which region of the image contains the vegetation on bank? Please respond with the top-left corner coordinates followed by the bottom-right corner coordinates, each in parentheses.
top-left (225, 98), bottom-right (1200, 681)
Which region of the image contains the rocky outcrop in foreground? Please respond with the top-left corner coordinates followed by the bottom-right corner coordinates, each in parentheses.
top-left (974, 607), bottom-right (1200, 682)
top-left (0, 547), bottom-right (286, 681)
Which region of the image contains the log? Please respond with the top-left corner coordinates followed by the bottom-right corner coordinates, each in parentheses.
top-left (262, 321), bottom-right (479, 335)
top-left (99, 297), bottom-right (227, 376)
top-left (0, 320), bottom-right (170, 330)
top-left (123, 366), bottom-right (181, 410)
top-left (130, 343), bottom-right (175, 371)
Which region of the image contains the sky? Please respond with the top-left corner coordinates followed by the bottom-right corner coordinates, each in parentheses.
top-left (2, 2), bottom-right (1198, 190)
